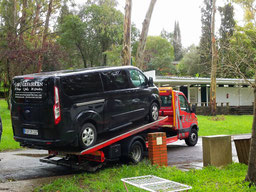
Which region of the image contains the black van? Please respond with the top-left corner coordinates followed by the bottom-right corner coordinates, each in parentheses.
top-left (11, 66), bottom-right (161, 149)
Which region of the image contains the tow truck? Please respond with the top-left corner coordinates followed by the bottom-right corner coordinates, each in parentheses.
top-left (40, 87), bottom-right (198, 171)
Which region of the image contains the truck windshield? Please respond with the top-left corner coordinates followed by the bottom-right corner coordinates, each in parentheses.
top-left (160, 95), bottom-right (172, 107)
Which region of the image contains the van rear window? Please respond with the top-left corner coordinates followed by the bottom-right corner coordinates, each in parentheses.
top-left (61, 73), bottom-right (103, 96)
top-left (12, 79), bottom-right (47, 103)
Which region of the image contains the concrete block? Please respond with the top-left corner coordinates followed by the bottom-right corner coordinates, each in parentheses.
top-left (203, 135), bottom-right (232, 167)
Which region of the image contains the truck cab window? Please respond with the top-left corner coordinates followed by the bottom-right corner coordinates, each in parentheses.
top-left (160, 95), bottom-right (172, 107)
top-left (129, 69), bottom-right (147, 87)
top-left (178, 95), bottom-right (190, 112)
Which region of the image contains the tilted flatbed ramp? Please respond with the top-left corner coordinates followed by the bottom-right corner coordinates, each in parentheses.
top-left (80, 116), bottom-right (168, 155)
top-left (47, 116), bottom-right (168, 156)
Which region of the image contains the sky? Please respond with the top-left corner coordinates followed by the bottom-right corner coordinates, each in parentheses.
top-left (76, 0), bottom-right (244, 48)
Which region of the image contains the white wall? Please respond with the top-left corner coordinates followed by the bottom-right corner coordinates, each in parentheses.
top-left (216, 87), bottom-right (253, 106)
top-left (240, 87), bottom-right (254, 106)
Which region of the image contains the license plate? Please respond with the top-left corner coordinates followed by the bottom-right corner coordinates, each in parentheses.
top-left (23, 128), bottom-right (38, 135)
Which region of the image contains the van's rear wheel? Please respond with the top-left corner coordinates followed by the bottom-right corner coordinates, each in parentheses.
top-left (149, 102), bottom-right (159, 122)
top-left (79, 123), bottom-right (97, 149)
top-left (128, 141), bottom-right (144, 164)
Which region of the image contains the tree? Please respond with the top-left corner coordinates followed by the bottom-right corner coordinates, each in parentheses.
top-left (178, 45), bottom-right (200, 76)
top-left (210, 0), bottom-right (217, 116)
top-left (223, 24), bottom-right (256, 185)
top-left (218, 3), bottom-right (235, 77)
top-left (122, 0), bottom-right (132, 66)
top-left (143, 36), bottom-right (175, 75)
top-left (58, 15), bottom-right (97, 68)
top-left (199, 0), bottom-right (213, 77)
top-left (136, 0), bottom-right (157, 69)
top-left (160, 29), bottom-right (173, 43)
top-left (81, 0), bottom-right (124, 66)
top-left (173, 21), bottom-right (183, 61)
top-left (0, 0), bottom-right (64, 107)
top-left (233, 0), bottom-right (256, 24)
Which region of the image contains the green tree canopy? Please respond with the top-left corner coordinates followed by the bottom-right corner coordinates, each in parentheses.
top-left (144, 36), bottom-right (175, 75)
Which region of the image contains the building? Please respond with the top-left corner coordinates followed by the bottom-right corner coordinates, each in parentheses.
top-left (145, 71), bottom-right (254, 107)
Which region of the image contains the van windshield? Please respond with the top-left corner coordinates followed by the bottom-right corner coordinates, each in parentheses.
top-left (12, 78), bottom-right (48, 103)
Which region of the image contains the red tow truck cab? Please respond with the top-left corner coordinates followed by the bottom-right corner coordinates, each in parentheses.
top-left (159, 87), bottom-right (198, 145)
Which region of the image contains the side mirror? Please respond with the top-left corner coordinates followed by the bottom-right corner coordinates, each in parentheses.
top-left (148, 77), bottom-right (154, 87)
top-left (191, 104), bottom-right (196, 114)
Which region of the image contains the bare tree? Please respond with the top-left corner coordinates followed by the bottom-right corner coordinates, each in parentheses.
top-left (122, 0), bottom-right (132, 66)
top-left (222, 25), bottom-right (256, 185)
top-left (210, 0), bottom-right (217, 116)
top-left (136, 0), bottom-right (157, 70)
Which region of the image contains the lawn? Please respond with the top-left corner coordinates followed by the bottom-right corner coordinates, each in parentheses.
top-left (198, 115), bottom-right (253, 136)
top-left (36, 161), bottom-right (256, 192)
top-left (0, 99), bottom-right (20, 151)
top-left (0, 98), bottom-right (253, 151)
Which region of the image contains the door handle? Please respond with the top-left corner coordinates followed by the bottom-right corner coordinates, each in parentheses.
top-left (180, 115), bottom-right (183, 120)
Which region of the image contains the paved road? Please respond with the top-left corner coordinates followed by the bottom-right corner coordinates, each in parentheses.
top-left (0, 135), bottom-right (249, 183)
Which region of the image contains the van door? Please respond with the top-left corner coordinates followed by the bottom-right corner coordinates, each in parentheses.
top-left (177, 93), bottom-right (192, 138)
top-left (101, 70), bottom-right (133, 130)
top-left (128, 69), bottom-right (151, 121)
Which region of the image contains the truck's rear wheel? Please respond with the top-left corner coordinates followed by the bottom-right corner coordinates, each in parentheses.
top-left (128, 141), bottom-right (144, 164)
top-left (79, 123), bottom-right (97, 149)
top-left (149, 102), bottom-right (159, 122)
top-left (185, 129), bottom-right (198, 146)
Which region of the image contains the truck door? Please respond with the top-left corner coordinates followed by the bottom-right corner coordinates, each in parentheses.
top-left (175, 92), bottom-right (191, 138)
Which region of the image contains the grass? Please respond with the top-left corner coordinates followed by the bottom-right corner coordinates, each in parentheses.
top-left (198, 115), bottom-right (253, 136)
top-left (0, 99), bottom-right (20, 151)
top-left (36, 161), bottom-right (256, 192)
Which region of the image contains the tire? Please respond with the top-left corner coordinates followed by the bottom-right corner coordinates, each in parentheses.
top-left (79, 123), bottom-right (97, 149)
top-left (185, 128), bottom-right (198, 146)
top-left (128, 141), bottom-right (144, 164)
top-left (149, 102), bottom-right (159, 122)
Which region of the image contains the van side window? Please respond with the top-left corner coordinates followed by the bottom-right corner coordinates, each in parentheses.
top-left (129, 69), bottom-right (147, 87)
top-left (101, 70), bottom-right (130, 91)
top-left (61, 73), bottom-right (103, 96)
top-left (178, 95), bottom-right (190, 112)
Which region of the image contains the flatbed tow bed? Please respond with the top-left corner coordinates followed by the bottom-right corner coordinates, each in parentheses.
top-left (39, 116), bottom-right (180, 171)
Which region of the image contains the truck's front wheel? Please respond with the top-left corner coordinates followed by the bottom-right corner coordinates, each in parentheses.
top-left (128, 141), bottom-right (144, 164)
top-left (185, 128), bottom-right (198, 146)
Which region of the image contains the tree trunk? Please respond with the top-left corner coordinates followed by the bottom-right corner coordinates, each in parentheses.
top-left (245, 75), bottom-right (256, 185)
top-left (19, 0), bottom-right (27, 39)
top-left (122, 0), bottom-right (132, 66)
top-left (136, 0), bottom-right (157, 70)
top-left (210, 0), bottom-right (217, 116)
top-left (31, 2), bottom-right (41, 38)
top-left (76, 43), bottom-right (87, 68)
top-left (37, 0), bottom-right (53, 73)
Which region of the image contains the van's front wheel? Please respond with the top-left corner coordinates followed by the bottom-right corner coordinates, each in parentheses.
top-left (79, 123), bottom-right (97, 149)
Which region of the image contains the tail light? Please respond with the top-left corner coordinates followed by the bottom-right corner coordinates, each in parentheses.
top-left (53, 86), bottom-right (61, 125)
